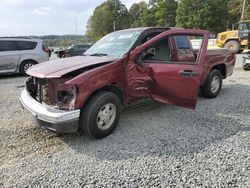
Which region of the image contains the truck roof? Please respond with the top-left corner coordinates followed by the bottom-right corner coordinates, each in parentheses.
top-left (239, 20), bottom-right (250, 23)
top-left (114, 27), bottom-right (177, 33)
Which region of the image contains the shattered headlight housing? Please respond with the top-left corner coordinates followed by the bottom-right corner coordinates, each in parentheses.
top-left (56, 84), bottom-right (78, 110)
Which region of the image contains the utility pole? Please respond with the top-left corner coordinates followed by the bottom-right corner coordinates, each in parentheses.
top-left (75, 17), bottom-right (78, 35)
top-left (113, 20), bottom-right (116, 32)
top-left (113, 10), bottom-right (121, 32)
top-left (241, 0), bottom-right (246, 21)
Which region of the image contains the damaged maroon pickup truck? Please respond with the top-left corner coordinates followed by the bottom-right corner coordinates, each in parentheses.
top-left (20, 28), bottom-right (235, 139)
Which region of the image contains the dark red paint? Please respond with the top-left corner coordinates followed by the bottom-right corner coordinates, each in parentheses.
top-left (27, 28), bottom-right (235, 110)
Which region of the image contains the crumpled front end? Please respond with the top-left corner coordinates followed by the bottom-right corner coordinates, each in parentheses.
top-left (25, 77), bottom-right (78, 110)
top-left (20, 77), bottom-right (80, 133)
top-left (20, 56), bottom-right (120, 133)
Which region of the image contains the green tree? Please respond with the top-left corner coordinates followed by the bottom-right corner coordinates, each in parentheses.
top-left (245, 1), bottom-right (250, 20)
top-left (129, 1), bottom-right (154, 27)
top-left (86, 0), bottom-right (130, 42)
top-left (228, 0), bottom-right (250, 29)
top-left (149, 0), bottom-right (177, 27)
top-left (176, 0), bottom-right (228, 34)
top-left (86, 3), bottom-right (113, 42)
top-left (107, 0), bottom-right (130, 31)
top-left (228, 0), bottom-right (242, 28)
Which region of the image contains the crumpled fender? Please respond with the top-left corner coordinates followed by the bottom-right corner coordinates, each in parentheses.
top-left (66, 59), bottom-right (126, 109)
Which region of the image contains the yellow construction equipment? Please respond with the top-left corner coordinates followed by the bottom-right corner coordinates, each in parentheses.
top-left (216, 21), bottom-right (250, 53)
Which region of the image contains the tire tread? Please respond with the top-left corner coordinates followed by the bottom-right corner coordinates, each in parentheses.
top-left (201, 69), bottom-right (222, 98)
top-left (80, 91), bottom-right (121, 139)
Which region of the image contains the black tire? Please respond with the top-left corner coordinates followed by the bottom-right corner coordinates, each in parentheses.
top-left (225, 40), bottom-right (241, 53)
top-left (58, 52), bottom-right (63, 58)
top-left (20, 60), bottom-right (36, 76)
top-left (80, 91), bottom-right (122, 139)
top-left (201, 69), bottom-right (222, 98)
top-left (238, 50), bottom-right (244, 54)
top-left (243, 66), bottom-right (250, 71)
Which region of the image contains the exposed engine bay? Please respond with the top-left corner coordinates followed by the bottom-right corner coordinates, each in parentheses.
top-left (26, 77), bottom-right (78, 110)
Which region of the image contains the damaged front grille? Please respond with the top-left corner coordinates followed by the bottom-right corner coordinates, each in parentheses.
top-left (25, 77), bottom-right (77, 110)
top-left (38, 79), bottom-right (51, 104)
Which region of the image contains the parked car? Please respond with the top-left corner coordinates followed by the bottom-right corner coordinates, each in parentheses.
top-left (20, 28), bottom-right (236, 139)
top-left (243, 55), bottom-right (250, 70)
top-left (55, 44), bottom-right (91, 58)
top-left (48, 47), bottom-right (54, 53)
top-left (0, 38), bottom-right (50, 75)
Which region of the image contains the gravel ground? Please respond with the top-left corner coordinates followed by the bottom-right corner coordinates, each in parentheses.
top-left (0, 54), bottom-right (250, 187)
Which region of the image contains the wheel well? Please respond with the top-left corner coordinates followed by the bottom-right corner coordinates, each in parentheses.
top-left (212, 64), bottom-right (226, 79)
top-left (19, 59), bottom-right (37, 72)
top-left (89, 84), bottom-right (123, 105)
top-left (224, 39), bottom-right (240, 46)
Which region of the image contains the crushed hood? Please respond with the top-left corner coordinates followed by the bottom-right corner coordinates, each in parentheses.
top-left (27, 56), bottom-right (119, 78)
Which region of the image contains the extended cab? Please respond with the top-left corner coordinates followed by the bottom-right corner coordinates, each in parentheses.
top-left (20, 28), bottom-right (236, 139)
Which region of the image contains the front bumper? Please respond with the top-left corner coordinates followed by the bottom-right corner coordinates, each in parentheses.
top-left (20, 89), bottom-right (80, 133)
top-left (243, 56), bottom-right (250, 70)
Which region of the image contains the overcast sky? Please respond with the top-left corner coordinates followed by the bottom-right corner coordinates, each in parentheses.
top-left (0, 0), bottom-right (146, 36)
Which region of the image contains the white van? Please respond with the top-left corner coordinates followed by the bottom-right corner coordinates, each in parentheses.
top-left (0, 38), bottom-right (50, 75)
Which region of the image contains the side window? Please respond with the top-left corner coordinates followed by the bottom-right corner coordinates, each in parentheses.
top-left (240, 23), bottom-right (247, 30)
top-left (174, 36), bottom-right (190, 49)
top-left (16, 41), bottom-right (37, 50)
top-left (139, 34), bottom-right (204, 64)
top-left (0, 41), bottom-right (17, 51)
top-left (143, 38), bottom-right (170, 62)
top-left (172, 35), bottom-right (196, 63)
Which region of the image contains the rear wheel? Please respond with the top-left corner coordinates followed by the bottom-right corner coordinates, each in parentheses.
top-left (201, 69), bottom-right (222, 98)
top-left (80, 91), bottom-right (122, 139)
top-left (20, 60), bottom-right (36, 76)
top-left (225, 40), bottom-right (241, 53)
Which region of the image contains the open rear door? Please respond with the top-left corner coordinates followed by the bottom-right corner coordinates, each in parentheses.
top-left (127, 29), bottom-right (209, 109)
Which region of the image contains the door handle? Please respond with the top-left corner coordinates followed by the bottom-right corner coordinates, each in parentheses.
top-left (180, 70), bottom-right (199, 77)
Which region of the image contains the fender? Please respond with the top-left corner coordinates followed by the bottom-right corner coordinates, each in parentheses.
top-left (66, 58), bottom-right (127, 109)
top-left (200, 51), bottom-right (235, 86)
top-left (224, 38), bottom-right (240, 45)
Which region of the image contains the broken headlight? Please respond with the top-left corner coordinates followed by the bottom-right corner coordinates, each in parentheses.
top-left (56, 85), bottom-right (78, 110)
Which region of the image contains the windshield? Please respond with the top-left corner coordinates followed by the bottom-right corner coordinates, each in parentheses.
top-left (239, 22), bottom-right (250, 31)
top-left (84, 30), bottom-right (142, 57)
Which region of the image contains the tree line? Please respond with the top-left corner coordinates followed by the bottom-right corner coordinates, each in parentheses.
top-left (86, 0), bottom-right (250, 42)
top-left (30, 35), bottom-right (89, 47)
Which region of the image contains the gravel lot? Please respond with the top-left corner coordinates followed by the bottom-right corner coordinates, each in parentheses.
top-left (0, 54), bottom-right (250, 187)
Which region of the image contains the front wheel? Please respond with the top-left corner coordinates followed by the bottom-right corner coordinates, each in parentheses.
top-left (225, 40), bottom-right (241, 53)
top-left (80, 91), bottom-right (122, 139)
top-left (201, 69), bottom-right (222, 98)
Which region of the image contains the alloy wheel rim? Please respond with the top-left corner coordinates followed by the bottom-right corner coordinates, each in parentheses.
top-left (96, 103), bottom-right (116, 131)
top-left (24, 63), bottom-right (33, 72)
top-left (211, 76), bottom-right (220, 93)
